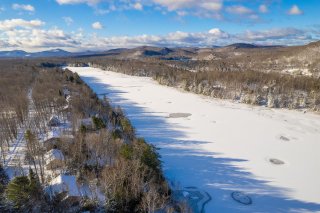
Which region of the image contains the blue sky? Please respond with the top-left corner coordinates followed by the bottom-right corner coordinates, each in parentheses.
top-left (0, 0), bottom-right (319, 51)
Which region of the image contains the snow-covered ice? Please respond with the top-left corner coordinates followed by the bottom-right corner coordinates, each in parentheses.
top-left (68, 67), bottom-right (320, 212)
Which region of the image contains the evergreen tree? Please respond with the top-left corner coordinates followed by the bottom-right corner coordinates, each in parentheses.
top-left (6, 176), bottom-right (31, 209)
top-left (0, 164), bottom-right (9, 210)
top-left (28, 168), bottom-right (41, 198)
top-left (6, 170), bottom-right (44, 211)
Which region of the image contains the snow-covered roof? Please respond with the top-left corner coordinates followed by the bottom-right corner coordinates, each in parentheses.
top-left (47, 175), bottom-right (80, 198)
top-left (45, 149), bottom-right (65, 162)
top-left (39, 129), bottom-right (61, 143)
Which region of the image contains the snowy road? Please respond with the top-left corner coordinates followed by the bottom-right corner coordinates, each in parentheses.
top-left (69, 67), bottom-right (320, 213)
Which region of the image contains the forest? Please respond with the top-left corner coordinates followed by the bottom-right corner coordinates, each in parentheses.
top-left (0, 59), bottom-right (186, 212)
top-left (68, 57), bottom-right (320, 111)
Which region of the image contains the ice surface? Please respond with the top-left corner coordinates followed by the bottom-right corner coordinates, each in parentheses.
top-left (68, 67), bottom-right (320, 212)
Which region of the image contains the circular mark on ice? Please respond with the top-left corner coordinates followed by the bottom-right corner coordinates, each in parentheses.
top-left (231, 191), bottom-right (252, 205)
top-left (269, 158), bottom-right (285, 165)
top-left (280, 136), bottom-right (290, 141)
top-left (168, 113), bottom-right (192, 118)
top-left (231, 192), bottom-right (252, 205)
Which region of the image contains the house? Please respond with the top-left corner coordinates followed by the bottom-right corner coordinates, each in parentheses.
top-left (46, 175), bottom-right (81, 204)
top-left (45, 149), bottom-right (65, 170)
top-left (48, 115), bottom-right (61, 127)
top-left (40, 130), bottom-right (61, 150)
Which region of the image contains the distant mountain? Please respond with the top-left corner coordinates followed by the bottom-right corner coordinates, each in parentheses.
top-left (0, 50), bottom-right (30, 58)
top-left (31, 49), bottom-right (72, 57)
top-left (0, 49), bottom-right (103, 58)
top-left (226, 43), bottom-right (259, 49)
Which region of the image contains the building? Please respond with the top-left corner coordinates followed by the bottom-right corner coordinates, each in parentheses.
top-left (46, 175), bottom-right (81, 204)
top-left (40, 130), bottom-right (61, 150)
top-left (45, 149), bottom-right (65, 170)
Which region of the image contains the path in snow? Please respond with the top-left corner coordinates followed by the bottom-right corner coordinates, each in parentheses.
top-left (3, 89), bottom-right (33, 171)
top-left (69, 67), bottom-right (320, 213)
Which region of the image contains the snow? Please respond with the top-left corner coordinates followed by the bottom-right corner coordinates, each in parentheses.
top-left (3, 88), bottom-right (72, 180)
top-left (45, 149), bottom-right (65, 162)
top-left (47, 175), bottom-right (80, 198)
top-left (282, 68), bottom-right (312, 76)
top-left (68, 67), bottom-right (320, 212)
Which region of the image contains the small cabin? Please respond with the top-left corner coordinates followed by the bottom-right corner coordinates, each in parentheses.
top-left (45, 149), bottom-right (65, 170)
top-left (46, 175), bottom-right (81, 205)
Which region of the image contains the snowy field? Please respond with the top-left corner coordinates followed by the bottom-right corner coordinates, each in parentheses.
top-left (68, 67), bottom-right (320, 213)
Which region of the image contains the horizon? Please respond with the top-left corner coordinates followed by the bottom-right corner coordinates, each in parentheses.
top-left (2, 40), bottom-right (319, 54)
top-left (0, 0), bottom-right (319, 51)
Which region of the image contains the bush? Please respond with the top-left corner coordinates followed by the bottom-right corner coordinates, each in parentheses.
top-left (92, 116), bottom-right (106, 130)
top-left (112, 129), bottom-right (122, 140)
top-left (119, 144), bottom-right (133, 160)
top-left (137, 138), bottom-right (161, 173)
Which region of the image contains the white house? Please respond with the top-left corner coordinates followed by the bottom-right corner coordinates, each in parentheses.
top-left (46, 175), bottom-right (81, 204)
top-left (45, 149), bottom-right (65, 170)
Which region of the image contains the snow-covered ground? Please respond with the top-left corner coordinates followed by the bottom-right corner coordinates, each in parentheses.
top-left (3, 89), bottom-right (71, 180)
top-left (68, 67), bottom-right (320, 213)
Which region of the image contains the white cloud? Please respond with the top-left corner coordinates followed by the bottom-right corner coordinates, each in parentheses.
top-left (177, 11), bottom-right (187, 16)
top-left (1, 27), bottom-right (79, 50)
top-left (63, 17), bottom-right (74, 25)
top-left (56, 0), bottom-right (101, 5)
top-left (133, 2), bottom-right (143, 10)
top-left (152, 0), bottom-right (222, 11)
top-left (12, 3), bottom-right (35, 12)
top-left (0, 22), bottom-right (317, 51)
top-left (92, 21), bottom-right (103, 30)
top-left (237, 28), bottom-right (308, 42)
top-left (151, 0), bottom-right (223, 19)
top-left (288, 5), bottom-right (303, 15)
top-left (259, 4), bottom-right (268, 13)
top-left (226, 5), bottom-right (253, 15)
top-left (199, 2), bottom-right (222, 11)
top-left (0, 19), bottom-right (44, 30)
top-left (208, 28), bottom-right (229, 38)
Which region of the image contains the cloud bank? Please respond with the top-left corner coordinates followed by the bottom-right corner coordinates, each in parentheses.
top-left (0, 18), bottom-right (317, 51)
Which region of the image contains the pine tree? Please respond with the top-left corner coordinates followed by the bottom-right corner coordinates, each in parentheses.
top-left (6, 176), bottom-right (31, 209)
top-left (6, 171), bottom-right (45, 211)
top-left (0, 164), bottom-right (9, 210)
top-left (28, 168), bottom-right (41, 198)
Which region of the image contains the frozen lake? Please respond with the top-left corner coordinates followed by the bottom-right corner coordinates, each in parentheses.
top-left (69, 67), bottom-right (320, 212)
